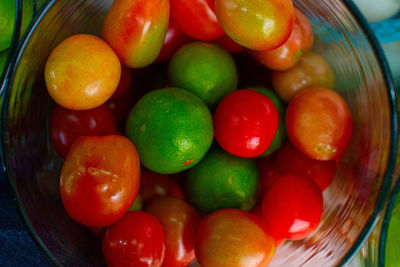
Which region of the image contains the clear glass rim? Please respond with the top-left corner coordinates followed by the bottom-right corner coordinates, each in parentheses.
top-left (0, 0), bottom-right (398, 266)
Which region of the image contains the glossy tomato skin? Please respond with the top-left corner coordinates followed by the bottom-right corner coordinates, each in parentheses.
top-left (286, 88), bottom-right (353, 161)
top-left (146, 197), bottom-right (202, 267)
top-left (102, 0), bottom-right (170, 68)
top-left (102, 211), bottom-right (166, 267)
top-left (261, 173), bottom-right (323, 240)
top-left (215, 0), bottom-right (294, 51)
top-left (276, 142), bottom-right (336, 190)
top-left (60, 135), bottom-right (140, 227)
top-left (196, 209), bottom-right (275, 267)
top-left (249, 8), bottom-right (313, 71)
top-left (45, 34), bottom-right (121, 110)
top-left (170, 0), bottom-right (224, 41)
top-left (271, 52), bottom-right (335, 103)
top-left (213, 89), bottom-right (279, 158)
top-left (156, 22), bottom-right (192, 62)
top-left (50, 104), bottom-right (119, 158)
top-left (140, 167), bottom-right (184, 206)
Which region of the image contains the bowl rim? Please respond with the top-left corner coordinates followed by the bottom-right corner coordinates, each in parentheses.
top-left (0, 0), bottom-right (398, 266)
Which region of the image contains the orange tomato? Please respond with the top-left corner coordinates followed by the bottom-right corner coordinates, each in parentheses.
top-left (60, 135), bottom-right (140, 227)
top-left (45, 34), bottom-right (121, 110)
top-left (286, 88), bottom-right (353, 160)
top-left (196, 209), bottom-right (275, 267)
top-left (271, 52), bottom-right (335, 103)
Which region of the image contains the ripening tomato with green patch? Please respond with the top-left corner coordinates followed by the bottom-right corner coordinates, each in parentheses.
top-left (146, 197), bottom-right (202, 267)
top-left (286, 88), bottom-right (353, 161)
top-left (102, 0), bottom-right (170, 68)
top-left (60, 135), bottom-right (140, 227)
top-left (215, 0), bottom-right (294, 51)
top-left (195, 209), bottom-right (276, 267)
top-left (170, 0), bottom-right (225, 41)
top-left (102, 211), bottom-right (166, 267)
top-left (249, 8), bottom-right (314, 71)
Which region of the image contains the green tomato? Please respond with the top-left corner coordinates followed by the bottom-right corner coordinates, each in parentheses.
top-left (251, 87), bottom-right (287, 156)
top-left (186, 145), bottom-right (258, 213)
top-left (168, 42), bottom-right (237, 108)
top-left (0, 49), bottom-right (9, 76)
top-left (126, 88), bottom-right (213, 174)
top-left (0, 0), bottom-right (16, 52)
top-left (129, 194), bottom-right (143, 211)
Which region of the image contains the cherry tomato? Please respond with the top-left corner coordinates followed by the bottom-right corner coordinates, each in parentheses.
top-left (60, 135), bottom-right (140, 227)
top-left (45, 34), bottom-right (121, 110)
top-left (102, 211), bottom-right (166, 267)
top-left (140, 167), bottom-right (184, 206)
top-left (286, 88), bottom-right (353, 161)
top-left (271, 52), bottom-right (335, 103)
top-left (261, 173), bottom-right (323, 240)
top-left (156, 22), bottom-right (192, 62)
top-left (213, 89), bottom-right (279, 158)
top-left (196, 209), bottom-right (275, 267)
top-left (146, 197), bottom-right (202, 267)
top-left (215, 0), bottom-right (294, 51)
top-left (170, 0), bottom-right (224, 41)
top-left (249, 8), bottom-right (313, 71)
top-left (276, 142), bottom-right (336, 190)
top-left (110, 64), bottom-right (133, 100)
top-left (102, 0), bottom-right (170, 68)
top-left (216, 34), bottom-right (245, 53)
top-left (50, 104), bottom-right (118, 158)
top-left (255, 156), bottom-right (280, 197)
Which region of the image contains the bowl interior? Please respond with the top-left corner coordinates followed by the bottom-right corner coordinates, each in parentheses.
top-left (1, 0), bottom-right (397, 266)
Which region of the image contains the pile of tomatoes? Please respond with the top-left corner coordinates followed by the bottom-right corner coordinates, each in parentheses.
top-left (44, 0), bottom-right (353, 266)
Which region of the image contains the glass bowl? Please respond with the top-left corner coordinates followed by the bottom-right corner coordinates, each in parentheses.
top-left (1, 0), bottom-right (398, 266)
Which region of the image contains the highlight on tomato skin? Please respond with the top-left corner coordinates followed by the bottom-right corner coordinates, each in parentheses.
top-left (195, 209), bottom-right (276, 267)
top-left (170, 0), bottom-right (225, 41)
top-left (146, 197), bottom-right (202, 267)
top-left (248, 8), bottom-right (314, 71)
top-left (60, 135), bottom-right (140, 227)
top-left (285, 88), bottom-right (353, 161)
top-left (261, 173), bottom-right (323, 240)
top-left (215, 0), bottom-right (295, 51)
top-left (102, 211), bottom-right (166, 267)
top-left (102, 0), bottom-right (170, 68)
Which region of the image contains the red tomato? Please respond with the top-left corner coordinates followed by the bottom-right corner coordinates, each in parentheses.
top-left (60, 135), bottom-right (140, 227)
top-left (249, 8), bottom-right (313, 71)
top-left (196, 209), bottom-right (275, 267)
top-left (156, 22), bottom-right (192, 62)
top-left (146, 197), bottom-right (202, 267)
top-left (50, 104), bottom-right (118, 158)
top-left (216, 34), bottom-right (245, 53)
top-left (110, 64), bottom-right (133, 100)
top-left (276, 142), bottom-right (336, 190)
top-left (140, 167), bottom-right (184, 206)
top-left (102, 211), bottom-right (166, 267)
top-left (170, 0), bottom-right (225, 41)
top-left (213, 89), bottom-right (279, 158)
top-left (261, 173), bottom-right (323, 240)
top-left (215, 0), bottom-right (294, 51)
top-left (256, 156), bottom-right (280, 197)
top-left (286, 88), bottom-right (353, 161)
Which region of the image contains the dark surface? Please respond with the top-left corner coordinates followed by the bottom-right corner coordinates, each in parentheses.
top-left (0, 170), bottom-right (51, 267)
